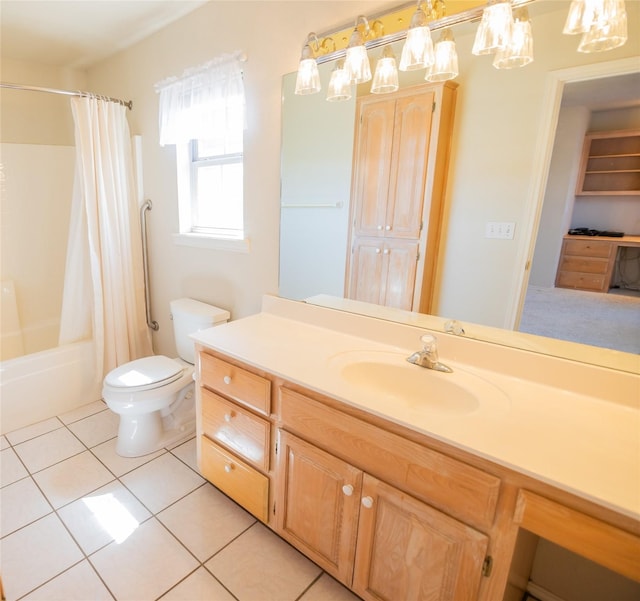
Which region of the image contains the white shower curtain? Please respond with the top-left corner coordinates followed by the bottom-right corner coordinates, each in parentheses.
top-left (59, 96), bottom-right (152, 380)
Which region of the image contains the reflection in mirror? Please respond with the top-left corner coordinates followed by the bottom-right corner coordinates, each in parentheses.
top-left (279, 0), bottom-right (640, 373)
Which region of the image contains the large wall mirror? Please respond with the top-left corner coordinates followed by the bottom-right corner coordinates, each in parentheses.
top-left (279, 0), bottom-right (640, 373)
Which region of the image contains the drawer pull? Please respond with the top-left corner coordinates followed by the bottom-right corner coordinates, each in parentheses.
top-left (223, 375), bottom-right (232, 385)
top-left (224, 463), bottom-right (234, 473)
top-left (361, 496), bottom-right (374, 509)
top-left (342, 484), bottom-right (354, 496)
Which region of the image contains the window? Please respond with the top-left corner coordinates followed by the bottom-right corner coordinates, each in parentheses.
top-left (155, 52), bottom-right (247, 248)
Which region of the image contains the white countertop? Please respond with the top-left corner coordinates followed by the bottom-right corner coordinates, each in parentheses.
top-left (192, 297), bottom-right (640, 521)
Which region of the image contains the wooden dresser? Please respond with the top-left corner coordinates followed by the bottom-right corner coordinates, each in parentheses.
top-left (555, 234), bottom-right (640, 292)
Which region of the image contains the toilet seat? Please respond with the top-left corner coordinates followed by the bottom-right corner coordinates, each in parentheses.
top-left (104, 356), bottom-right (185, 392)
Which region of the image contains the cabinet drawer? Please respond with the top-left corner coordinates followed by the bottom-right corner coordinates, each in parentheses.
top-left (563, 239), bottom-right (613, 258)
top-left (556, 271), bottom-right (608, 292)
top-left (202, 388), bottom-right (270, 471)
top-left (559, 256), bottom-right (610, 275)
top-left (200, 436), bottom-right (269, 522)
top-left (279, 387), bottom-right (500, 531)
top-left (200, 353), bottom-right (271, 416)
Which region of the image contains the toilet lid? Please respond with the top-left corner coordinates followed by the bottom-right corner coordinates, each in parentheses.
top-left (105, 356), bottom-right (185, 390)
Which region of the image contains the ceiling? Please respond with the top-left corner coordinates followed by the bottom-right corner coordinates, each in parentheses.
top-left (0, 0), bottom-right (208, 69)
top-left (1, 0), bottom-right (638, 109)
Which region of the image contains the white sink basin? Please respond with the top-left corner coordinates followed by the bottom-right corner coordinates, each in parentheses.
top-left (328, 350), bottom-right (510, 416)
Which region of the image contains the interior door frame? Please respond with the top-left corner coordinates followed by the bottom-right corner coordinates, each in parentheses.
top-left (506, 56), bottom-right (640, 330)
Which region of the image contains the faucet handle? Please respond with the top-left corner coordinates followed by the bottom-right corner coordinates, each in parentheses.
top-left (420, 333), bottom-right (439, 357)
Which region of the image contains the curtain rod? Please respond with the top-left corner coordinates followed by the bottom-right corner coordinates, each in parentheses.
top-left (0, 82), bottom-right (133, 110)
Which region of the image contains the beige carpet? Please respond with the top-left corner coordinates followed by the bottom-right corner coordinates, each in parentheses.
top-left (519, 285), bottom-right (640, 354)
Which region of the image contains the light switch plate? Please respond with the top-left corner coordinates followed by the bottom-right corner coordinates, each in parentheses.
top-left (485, 222), bottom-right (515, 239)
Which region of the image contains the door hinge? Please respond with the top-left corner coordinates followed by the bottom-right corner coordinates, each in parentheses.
top-left (275, 441), bottom-right (278, 455)
top-left (419, 221), bottom-right (424, 232)
top-left (482, 555), bottom-right (493, 577)
top-left (432, 101), bottom-right (436, 113)
top-left (416, 250), bottom-right (420, 261)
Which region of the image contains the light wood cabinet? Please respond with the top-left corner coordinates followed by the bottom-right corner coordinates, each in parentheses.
top-left (195, 347), bottom-right (640, 600)
top-left (198, 352), bottom-right (272, 523)
top-left (346, 82), bottom-right (457, 313)
top-left (576, 129), bottom-right (640, 196)
top-left (348, 238), bottom-right (419, 310)
top-left (555, 237), bottom-right (616, 292)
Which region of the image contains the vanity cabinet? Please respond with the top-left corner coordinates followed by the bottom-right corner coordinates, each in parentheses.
top-left (194, 343), bottom-right (640, 601)
top-left (576, 129), bottom-right (640, 196)
top-left (275, 386), bottom-right (494, 601)
top-left (346, 81), bottom-right (457, 313)
top-left (198, 352), bottom-right (272, 523)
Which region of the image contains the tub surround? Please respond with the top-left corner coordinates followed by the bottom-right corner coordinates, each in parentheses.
top-left (192, 295), bottom-right (639, 600)
top-left (193, 295), bottom-right (638, 520)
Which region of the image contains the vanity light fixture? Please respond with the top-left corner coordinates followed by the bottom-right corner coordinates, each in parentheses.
top-left (472, 0), bottom-right (514, 55)
top-left (425, 29), bottom-right (459, 82)
top-left (295, 0), bottom-right (629, 101)
top-left (326, 60), bottom-right (352, 102)
top-left (493, 7), bottom-right (534, 69)
top-left (294, 33), bottom-right (321, 95)
top-left (399, 1), bottom-right (435, 71)
top-left (371, 46), bottom-right (400, 94)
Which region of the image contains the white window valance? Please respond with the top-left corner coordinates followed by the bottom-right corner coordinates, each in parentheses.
top-left (155, 51), bottom-right (246, 147)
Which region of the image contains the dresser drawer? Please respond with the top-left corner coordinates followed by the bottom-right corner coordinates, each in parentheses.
top-left (563, 239), bottom-right (614, 258)
top-left (200, 353), bottom-right (271, 415)
top-left (559, 255), bottom-right (610, 275)
top-left (278, 387), bottom-right (500, 531)
top-left (556, 271), bottom-right (608, 292)
top-left (200, 436), bottom-right (269, 522)
top-left (202, 388), bottom-right (270, 471)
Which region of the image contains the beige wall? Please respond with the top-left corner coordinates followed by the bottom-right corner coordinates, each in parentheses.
top-left (84, 0), bottom-right (640, 357)
top-left (85, 1), bottom-right (391, 357)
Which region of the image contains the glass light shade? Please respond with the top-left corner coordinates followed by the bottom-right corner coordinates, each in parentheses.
top-left (564, 0), bottom-right (590, 34)
top-left (425, 31), bottom-right (458, 82)
top-left (294, 57), bottom-right (321, 95)
top-left (578, 0), bottom-right (628, 51)
top-left (345, 29), bottom-right (371, 84)
top-left (371, 49), bottom-right (399, 94)
top-left (326, 65), bottom-right (352, 102)
top-left (345, 45), bottom-right (372, 84)
top-left (400, 26), bottom-right (435, 71)
top-left (472, 1), bottom-right (514, 55)
top-left (493, 11), bottom-right (534, 69)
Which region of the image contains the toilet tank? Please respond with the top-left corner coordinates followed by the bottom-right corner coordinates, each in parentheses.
top-left (170, 298), bottom-right (230, 364)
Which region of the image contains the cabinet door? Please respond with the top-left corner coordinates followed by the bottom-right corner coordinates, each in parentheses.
top-left (383, 240), bottom-right (419, 311)
top-left (353, 474), bottom-right (488, 601)
top-left (352, 99), bottom-right (396, 238)
top-left (348, 238), bottom-right (385, 305)
top-left (276, 431), bottom-right (362, 584)
top-left (386, 92), bottom-right (435, 239)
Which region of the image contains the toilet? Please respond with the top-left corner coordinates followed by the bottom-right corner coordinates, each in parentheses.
top-left (102, 298), bottom-right (230, 457)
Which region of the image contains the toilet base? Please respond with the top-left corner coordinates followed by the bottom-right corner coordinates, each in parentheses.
top-left (115, 412), bottom-right (196, 457)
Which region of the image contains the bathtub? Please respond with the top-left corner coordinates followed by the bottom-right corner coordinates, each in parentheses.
top-left (0, 340), bottom-right (102, 435)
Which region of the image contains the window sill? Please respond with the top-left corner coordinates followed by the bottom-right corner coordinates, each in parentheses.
top-left (172, 233), bottom-right (250, 253)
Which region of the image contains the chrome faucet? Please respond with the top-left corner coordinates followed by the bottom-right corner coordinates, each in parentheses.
top-left (407, 334), bottom-right (453, 373)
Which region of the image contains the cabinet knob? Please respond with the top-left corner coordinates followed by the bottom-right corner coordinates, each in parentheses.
top-left (377, 225), bottom-right (383, 230)
top-left (375, 248), bottom-right (381, 254)
top-left (342, 484), bottom-right (354, 496)
top-left (224, 463), bottom-right (234, 473)
top-left (224, 412), bottom-right (233, 422)
top-left (385, 225), bottom-right (391, 231)
top-left (223, 375), bottom-right (232, 385)
top-left (383, 249), bottom-right (389, 255)
top-left (361, 496), bottom-right (374, 509)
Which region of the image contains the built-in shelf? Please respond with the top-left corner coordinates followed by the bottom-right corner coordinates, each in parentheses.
top-left (576, 129), bottom-right (640, 196)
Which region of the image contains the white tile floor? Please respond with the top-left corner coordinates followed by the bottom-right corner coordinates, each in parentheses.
top-left (1, 401), bottom-right (361, 601)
